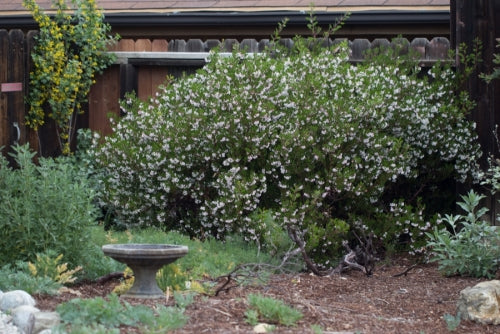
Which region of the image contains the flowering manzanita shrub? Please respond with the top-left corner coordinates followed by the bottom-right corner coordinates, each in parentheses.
top-left (93, 35), bottom-right (481, 266)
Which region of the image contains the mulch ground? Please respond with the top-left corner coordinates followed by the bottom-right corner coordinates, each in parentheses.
top-left (34, 256), bottom-right (500, 333)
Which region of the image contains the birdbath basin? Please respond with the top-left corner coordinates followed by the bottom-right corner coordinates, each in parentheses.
top-left (102, 244), bottom-right (188, 299)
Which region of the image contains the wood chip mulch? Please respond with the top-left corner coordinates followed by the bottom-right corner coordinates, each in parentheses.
top-left (34, 256), bottom-right (500, 333)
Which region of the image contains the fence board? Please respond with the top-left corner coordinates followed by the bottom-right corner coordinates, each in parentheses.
top-left (135, 39), bottom-right (154, 99)
top-left (151, 39), bottom-right (169, 94)
top-left (88, 66), bottom-right (120, 137)
top-left (8, 30), bottom-right (26, 147)
top-left (0, 30), bottom-right (9, 152)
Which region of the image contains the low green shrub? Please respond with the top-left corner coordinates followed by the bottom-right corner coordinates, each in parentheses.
top-left (245, 293), bottom-right (303, 326)
top-left (425, 190), bottom-right (500, 278)
top-left (55, 293), bottom-right (188, 333)
top-left (0, 144), bottom-right (99, 268)
top-left (0, 261), bottom-right (61, 295)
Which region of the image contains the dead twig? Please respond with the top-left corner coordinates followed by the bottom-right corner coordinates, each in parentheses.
top-left (287, 225), bottom-right (323, 276)
top-left (210, 307), bottom-right (233, 317)
top-left (213, 247), bottom-right (303, 296)
top-left (392, 264), bottom-right (419, 277)
top-left (95, 271), bottom-right (132, 284)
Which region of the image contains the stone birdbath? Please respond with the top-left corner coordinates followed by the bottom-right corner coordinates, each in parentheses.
top-left (102, 244), bottom-right (188, 299)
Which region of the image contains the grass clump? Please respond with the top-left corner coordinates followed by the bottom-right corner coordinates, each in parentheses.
top-left (245, 293), bottom-right (303, 327)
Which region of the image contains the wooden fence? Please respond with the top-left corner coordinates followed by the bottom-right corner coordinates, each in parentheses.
top-left (1, 31), bottom-right (452, 156)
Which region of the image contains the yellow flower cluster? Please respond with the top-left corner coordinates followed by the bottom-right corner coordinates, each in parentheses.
top-left (23, 0), bottom-right (118, 154)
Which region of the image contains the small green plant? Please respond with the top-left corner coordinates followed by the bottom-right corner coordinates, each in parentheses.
top-left (311, 324), bottom-right (324, 334)
top-left (23, 0), bottom-right (118, 154)
top-left (425, 190), bottom-right (500, 278)
top-left (173, 290), bottom-right (196, 309)
top-left (245, 293), bottom-right (303, 326)
top-left (143, 305), bottom-right (188, 334)
top-left (57, 294), bottom-right (138, 328)
top-left (443, 312), bottom-right (461, 331)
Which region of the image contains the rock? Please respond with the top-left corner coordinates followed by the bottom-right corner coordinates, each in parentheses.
top-left (0, 290), bottom-right (58, 334)
top-left (33, 311), bottom-right (60, 334)
top-left (253, 323), bottom-right (274, 333)
top-left (457, 280), bottom-right (500, 325)
top-left (11, 305), bottom-right (38, 334)
top-left (0, 290), bottom-right (36, 312)
top-left (0, 311), bottom-right (22, 334)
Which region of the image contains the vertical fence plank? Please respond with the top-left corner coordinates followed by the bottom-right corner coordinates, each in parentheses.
top-left (186, 39), bottom-right (205, 52)
top-left (241, 39), bottom-right (259, 52)
top-left (116, 38), bottom-right (135, 51)
top-left (223, 39), bottom-right (238, 52)
top-left (7, 29), bottom-right (26, 149)
top-left (0, 30), bottom-right (9, 154)
top-left (454, 0), bottom-right (500, 223)
top-left (370, 38), bottom-right (390, 51)
top-left (206, 39), bottom-right (221, 50)
top-left (168, 40), bottom-right (186, 52)
top-left (351, 39), bottom-right (371, 61)
top-left (135, 39), bottom-right (153, 99)
top-left (88, 66), bottom-right (120, 137)
top-left (410, 38), bottom-right (429, 60)
top-left (151, 39), bottom-right (169, 94)
top-left (426, 37), bottom-right (450, 60)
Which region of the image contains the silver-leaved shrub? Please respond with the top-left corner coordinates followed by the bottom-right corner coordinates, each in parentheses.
top-left (93, 34), bottom-right (481, 266)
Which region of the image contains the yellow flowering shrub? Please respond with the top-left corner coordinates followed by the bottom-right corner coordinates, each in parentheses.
top-left (23, 0), bottom-right (118, 154)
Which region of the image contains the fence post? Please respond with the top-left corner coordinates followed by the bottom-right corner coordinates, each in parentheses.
top-left (453, 0), bottom-right (500, 223)
top-left (0, 29), bottom-right (29, 159)
top-left (0, 30), bottom-right (9, 154)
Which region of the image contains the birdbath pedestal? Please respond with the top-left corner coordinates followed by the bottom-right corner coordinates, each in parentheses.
top-left (102, 244), bottom-right (188, 299)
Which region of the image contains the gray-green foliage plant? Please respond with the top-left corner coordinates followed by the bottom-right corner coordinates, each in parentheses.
top-left (0, 144), bottom-right (98, 267)
top-left (0, 261), bottom-right (61, 295)
top-left (443, 312), bottom-right (461, 331)
top-left (55, 293), bottom-right (188, 333)
top-left (425, 190), bottom-right (500, 278)
top-left (93, 15), bottom-right (481, 267)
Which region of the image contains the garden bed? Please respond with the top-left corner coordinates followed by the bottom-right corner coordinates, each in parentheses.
top-left (34, 257), bottom-right (499, 333)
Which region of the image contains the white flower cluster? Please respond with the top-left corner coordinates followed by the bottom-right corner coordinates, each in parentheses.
top-left (93, 42), bottom-right (481, 261)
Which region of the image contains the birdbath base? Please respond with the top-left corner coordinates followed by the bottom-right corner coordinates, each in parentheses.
top-left (102, 244), bottom-right (188, 299)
